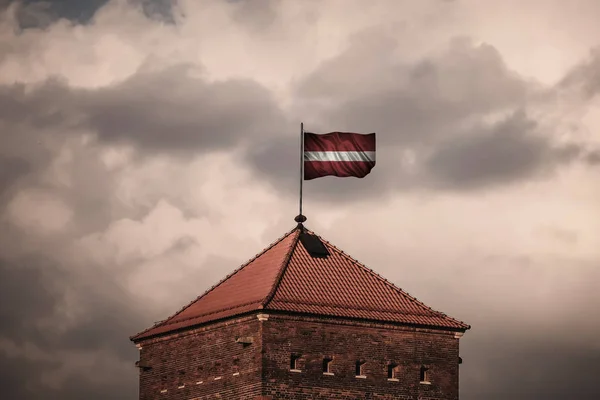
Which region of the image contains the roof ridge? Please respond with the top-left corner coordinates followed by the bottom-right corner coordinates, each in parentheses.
top-left (130, 226), bottom-right (299, 340)
top-left (307, 229), bottom-right (470, 330)
top-left (260, 227), bottom-right (301, 308)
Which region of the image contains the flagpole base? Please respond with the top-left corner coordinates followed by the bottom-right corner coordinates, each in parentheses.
top-left (294, 214), bottom-right (307, 226)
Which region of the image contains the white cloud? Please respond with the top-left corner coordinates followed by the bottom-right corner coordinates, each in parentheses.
top-left (5, 188), bottom-right (73, 234)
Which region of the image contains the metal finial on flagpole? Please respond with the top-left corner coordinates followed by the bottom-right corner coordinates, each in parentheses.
top-left (294, 214), bottom-right (307, 223)
top-left (295, 122), bottom-right (306, 227)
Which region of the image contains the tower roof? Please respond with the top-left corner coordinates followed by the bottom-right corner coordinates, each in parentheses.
top-left (131, 226), bottom-right (469, 341)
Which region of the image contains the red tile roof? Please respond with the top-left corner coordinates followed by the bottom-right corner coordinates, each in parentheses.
top-left (131, 226), bottom-right (469, 341)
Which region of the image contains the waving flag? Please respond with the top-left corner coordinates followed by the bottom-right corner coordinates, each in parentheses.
top-left (303, 132), bottom-right (376, 180)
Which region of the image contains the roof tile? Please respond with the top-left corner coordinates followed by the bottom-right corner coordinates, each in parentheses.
top-left (131, 226), bottom-right (469, 341)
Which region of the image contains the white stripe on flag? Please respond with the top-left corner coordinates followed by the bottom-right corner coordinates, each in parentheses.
top-left (304, 151), bottom-right (375, 162)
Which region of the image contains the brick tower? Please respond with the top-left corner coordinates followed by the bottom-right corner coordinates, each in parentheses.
top-left (131, 225), bottom-right (470, 400)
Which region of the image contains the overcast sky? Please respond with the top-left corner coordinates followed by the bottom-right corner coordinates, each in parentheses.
top-left (1, 0), bottom-right (599, 399)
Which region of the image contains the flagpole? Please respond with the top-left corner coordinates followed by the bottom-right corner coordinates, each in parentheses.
top-left (295, 122), bottom-right (307, 226)
top-left (300, 122), bottom-right (303, 217)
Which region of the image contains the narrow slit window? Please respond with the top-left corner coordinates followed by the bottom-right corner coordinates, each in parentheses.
top-left (420, 366), bottom-right (430, 383)
top-left (355, 360), bottom-right (366, 376)
top-left (290, 354), bottom-right (301, 370)
top-left (388, 363), bottom-right (399, 379)
top-left (323, 357), bottom-right (333, 373)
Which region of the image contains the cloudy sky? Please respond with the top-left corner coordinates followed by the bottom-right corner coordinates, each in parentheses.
top-left (1, 0), bottom-right (599, 398)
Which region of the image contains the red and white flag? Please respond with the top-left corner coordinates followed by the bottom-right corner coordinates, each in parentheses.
top-left (303, 132), bottom-right (376, 180)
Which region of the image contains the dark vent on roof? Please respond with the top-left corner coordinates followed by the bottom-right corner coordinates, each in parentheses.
top-left (299, 232), bottom-right (329, 258)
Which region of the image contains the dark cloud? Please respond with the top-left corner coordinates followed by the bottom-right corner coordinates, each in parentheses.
top-left (0, 80), bottom-right (74, 221)
top-left (0, 353), bottom-right (137, 400)
top-left (0, 65), bottom-right (291, 230)
top-left (0, 78), bottom-right (75, 130)
top-left (0, 65), bottom-right (287, 155)
top-left (0, 237), bottom-right (144, 399)
top-left (586, 149), bottom-right (600, 165)
top-left (14, 1), bottom-right (58, 29)
top-left (132, 0), bottom-right (179, 23)
top-left (0, 256), bottom-right (61, 340)
top-left (297, 35), bottom-right (531, 142)
top-left (558, 47), bottom-right (600, 99)
top-left (462, 336), bottom-right (600, 400)
top-left (231, 0), bottom-right (276, 26)
top-left (0, 82), bottom-right (117, 234)
top-left (0, 353), bottom-right (60, 400)
top-left (8, 0), bottom-right (109, 28)
top-left (2, 0), bottom-right (178, 28)
top-left (424, 111), bottom-right (586, 189)
top-left (3, 39), bottom-right (591, 211)
top-left (0, 156), bottom-right (30, 196)
top-left (246, 34), bottom-right (595, 200)
top-left (80, 64), bottom-right (287, 152)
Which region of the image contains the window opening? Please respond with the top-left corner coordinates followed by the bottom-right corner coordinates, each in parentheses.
top-left (355, 360), bottom-right (366, 376)
top-left (290, 354), bottom-right (301, 371)
top-left (388, 363), bottom-right (399, 379)
top-left (323, 357), bottom-right (333, 374)
top-left (420, 366), bottom-right (430, 383)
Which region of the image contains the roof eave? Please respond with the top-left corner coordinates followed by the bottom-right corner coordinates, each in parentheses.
top-left (130, 308), bottom-right (263, 343)
top-left (262, 308), bottom-right (470, 333)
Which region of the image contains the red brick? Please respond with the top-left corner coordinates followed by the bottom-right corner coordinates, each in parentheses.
top-left (135, 313), bottom-right (463, 400)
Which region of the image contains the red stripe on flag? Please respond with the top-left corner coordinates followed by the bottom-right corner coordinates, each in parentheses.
top-left (304, 160), bottom-right (375, 180)
top-left (304, 132), bottom-right (376, 152)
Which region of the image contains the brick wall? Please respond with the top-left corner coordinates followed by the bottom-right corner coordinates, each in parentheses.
top-left (134, 312), bottom-right (463, 400)
top-left (261, 314), bottom-right (461, 400)
top-left (136, 315), bottom-right (263, 400)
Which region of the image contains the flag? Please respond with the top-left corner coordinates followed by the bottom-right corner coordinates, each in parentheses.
top-left (303, 132), bottom-right (376, 180)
